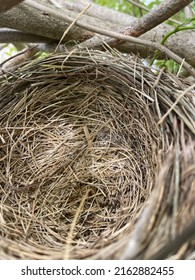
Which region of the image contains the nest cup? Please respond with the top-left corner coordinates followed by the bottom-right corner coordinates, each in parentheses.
top-left (0, 50), bottom-right (194, 259)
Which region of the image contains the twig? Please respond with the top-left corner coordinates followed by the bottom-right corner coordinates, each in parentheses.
top-left (11, 1), bottom-right (195, 76)
top-left (158, 83), bottom-right (195, 125)
top-left (125, 0), bottom-right (181, 25)
top-left (96, 0), bottom-right (193, 63)
top-left (63, 189), bottom-right (90, 260)
top-left (55, 3), bottom-right (91, 51)
top-left (123, 0), bottom-right (193, 37)
top-left (77, 30), bottom-right (195, 77)
top-left (1, 0), bottom-right (195, 68)
top-left (0, 46), bottom-right (38, 74)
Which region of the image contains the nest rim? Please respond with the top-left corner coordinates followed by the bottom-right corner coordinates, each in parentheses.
top-left (0, 49), bottom-right (194, 260)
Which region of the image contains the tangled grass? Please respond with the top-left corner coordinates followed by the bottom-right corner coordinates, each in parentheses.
top-left (0, 50), bottom-right (194, 259)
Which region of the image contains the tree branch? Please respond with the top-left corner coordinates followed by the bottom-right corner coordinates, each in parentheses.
top-left (0, 28), bottom-right (55, 43)
top-left (76, 26), bottom-right (195, 77)
top-left (0, 46), bottom-right (38, 74)
top-left (83, 0), bottom-right (193, 52)
top-left (0, 0), bottom-right (93, 42)
top-left (0, 0), bottom-right (24, 13)
top-left (126, 0), bottom-right (181, 25)
top-left (0, 0), bottom-right (195, 68)
top-left (124, 0), bottom-right (193, 37)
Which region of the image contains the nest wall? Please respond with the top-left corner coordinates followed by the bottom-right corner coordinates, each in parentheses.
top-left (0, 50), bottom-right (194, 259)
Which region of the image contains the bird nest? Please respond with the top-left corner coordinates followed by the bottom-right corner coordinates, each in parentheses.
top-left (0, 49), bottom-right (194, 260)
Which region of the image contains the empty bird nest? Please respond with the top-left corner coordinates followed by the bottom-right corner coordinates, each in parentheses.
top-left (0, 49), bottom-right (194, 260)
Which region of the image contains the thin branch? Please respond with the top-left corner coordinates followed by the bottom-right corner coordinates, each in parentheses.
top-left (24, 1), bottom-right (195, 77)
top-left (76, 26), bottom-right (195, 78)
top-left (22, 0), bottom-right (195, 78)
top-left (0, 1), bottom-right (93, 42)
top-left (0, 46), bottom-right (39, 74)
top-left (125, 0), bottom-right (181, 25)
top-left (1, 0), bottom-right (195, 68)
top-left (84, 0), bottom-right (193, 55)
top-left (158, 83), bottom-right (195, 125)
top-left (55, 3), bottom-right (91, 51)
top-left (124, 0), bottom-right (193, 37)
top-left (61, 1), bottom-right (195, 68)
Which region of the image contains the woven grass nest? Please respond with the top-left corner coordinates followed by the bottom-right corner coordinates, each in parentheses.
top-left (0, 49), bottom-right (194, 260)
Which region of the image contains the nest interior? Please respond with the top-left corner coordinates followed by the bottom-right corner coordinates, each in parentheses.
top-left (0, 50), bottom-right (195, 260)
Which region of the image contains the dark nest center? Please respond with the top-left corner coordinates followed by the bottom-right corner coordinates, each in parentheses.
top-left (0, 51), bottom-right (165, 259)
